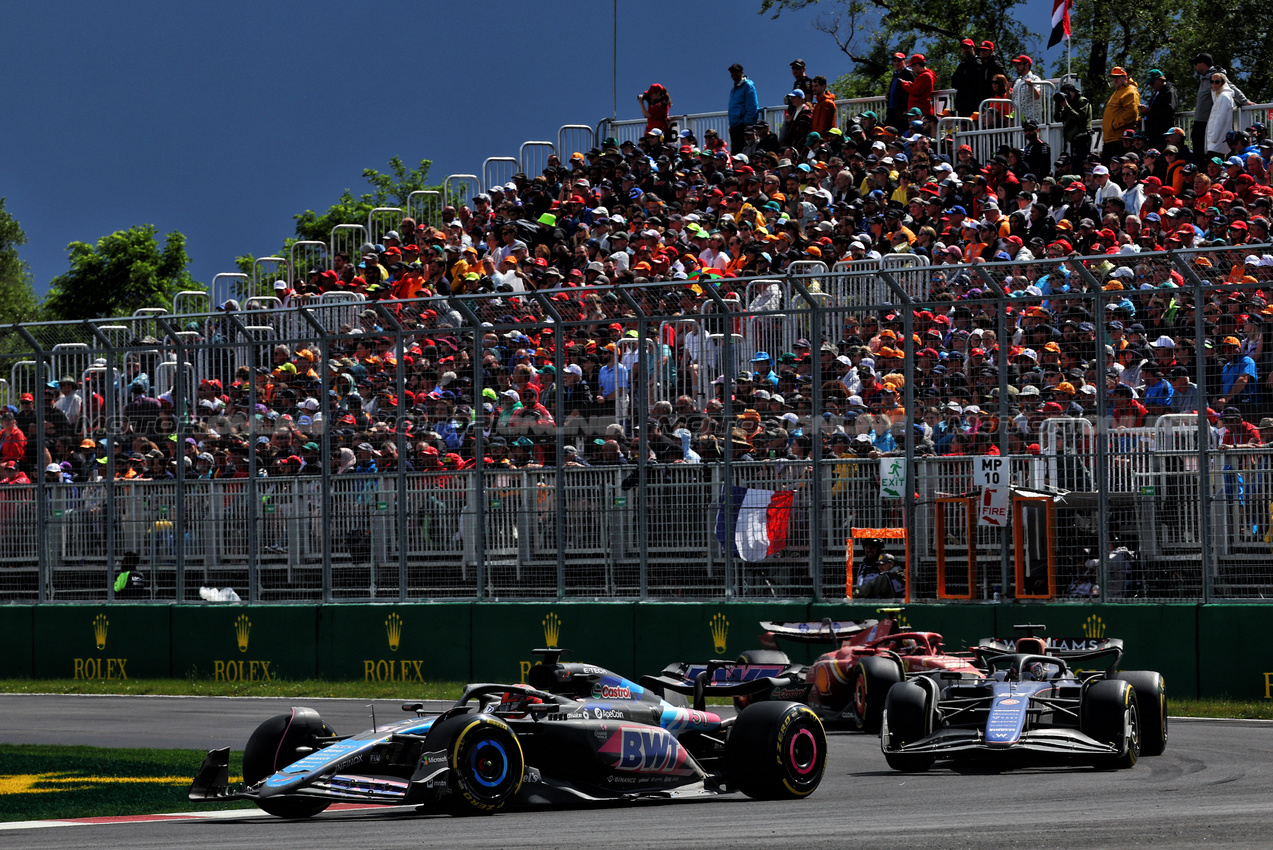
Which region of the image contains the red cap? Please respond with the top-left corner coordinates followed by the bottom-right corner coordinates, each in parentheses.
top-left (907, 54), bottom-right (926, 66)
top-left (979, 40), bottom-right (995, 51)
top-left (892, 51), bottom-right (907, 60)
top-left (961, 38), bottom-right (975, 47)
top-left (1013, 54), bottom-right (1032, 66)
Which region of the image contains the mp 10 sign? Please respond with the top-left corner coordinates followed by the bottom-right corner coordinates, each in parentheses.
top-left (974, 458), bottom-right (1009, 527)
top-left (972, 457), bottom-right (1005, 487)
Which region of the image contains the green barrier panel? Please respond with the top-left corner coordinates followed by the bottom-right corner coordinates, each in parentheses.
top-left (317, 603), bottom-right (472, 683)
top-left (995, 604), bottom-right (1198, 698)
top-left (172, 606), bottom-right (317, 683)
top-left (0, 606), bottom-right (34, 677)
top-left (1197, 606), bottom-right (1273, 700)
top-left (632, 603), bottom-right (812, 672)
top-left (470, 603), bottom-right (635, 684)
top-left (33, 605), bottom-right (172, 680)
top-left (808, 603), bottom-right (997, 656)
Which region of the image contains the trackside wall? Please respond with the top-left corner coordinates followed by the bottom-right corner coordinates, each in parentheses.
top-left (0, 603), bottom-right (1264, 699)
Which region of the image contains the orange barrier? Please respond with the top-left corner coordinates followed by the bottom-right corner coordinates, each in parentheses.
top-left (845, 527), bottom-right (909, 602)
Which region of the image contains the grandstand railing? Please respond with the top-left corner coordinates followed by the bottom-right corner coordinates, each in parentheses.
top-left (4, 242), bottom-right (1273, 603)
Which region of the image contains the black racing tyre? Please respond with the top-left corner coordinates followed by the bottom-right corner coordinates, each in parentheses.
top-left (735, 649), bottom-right (792, 666)
top-left (882, 681), bottom-right (934, 772)
top-left (733, 649), bottom-right (793, 710)
top-left (447, 717), bottom-right (524, 815)
top-left (1081, 679), bottom-right (1140, 770)
top-left (850, 656), bottom-right (903, 734)
top-left (726, 701), bottom-right (827, 800)
top-left (1112, 671), bottom-right (1167, 756)
top-left (242, 708), bottom-right (335, 818)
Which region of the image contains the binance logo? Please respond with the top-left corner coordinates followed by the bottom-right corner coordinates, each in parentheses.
top-left (235, 615), bottom-right (251, 653)
top-left (93, 614), bottom-right (108, 651)
top-left (386, 612), bottom-right (403, 652)
top-left (543, 612), bottom-right (561, 648)
top-left (710, 613), bottom-right (729, 654)
top-left (1083, 615), bottom-right (1106, 640)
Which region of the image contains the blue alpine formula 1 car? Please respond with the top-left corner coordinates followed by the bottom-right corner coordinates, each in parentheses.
top-left (189, 650), bottom-right (827, 817)
top-left (880, 626), bottom-right (1167, 771)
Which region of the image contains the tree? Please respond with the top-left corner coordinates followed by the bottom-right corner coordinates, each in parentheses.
top-left (758, 0), bottom-right (1039, 100)
top-left (235, 156), bottom-right (445, 292)
top-left (1069, 0), bottom-right (1273, 108)
top-left (293, 156), bottom-right (441, 244)
top-left (44, 225), bottom-right (199, 322)
top-left (0, 198), bottom-right (41, 326)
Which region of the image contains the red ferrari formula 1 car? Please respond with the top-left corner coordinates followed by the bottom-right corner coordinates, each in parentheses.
top-left (739, 612), bottom-right (985, 732)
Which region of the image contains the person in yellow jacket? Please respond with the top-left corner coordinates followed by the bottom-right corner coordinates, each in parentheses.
top-left (1102, 67), bottom-right (1140, 164)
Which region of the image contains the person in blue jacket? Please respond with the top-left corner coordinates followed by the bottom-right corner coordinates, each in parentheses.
top-left (728, 63), bottom-right (760, 155)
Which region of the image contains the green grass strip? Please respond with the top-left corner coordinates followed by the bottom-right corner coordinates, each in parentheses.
top-left (0, 744), bottom-right (251, 822)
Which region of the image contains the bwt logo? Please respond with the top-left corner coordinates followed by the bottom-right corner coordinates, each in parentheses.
top-left (710, 613), bottom-right (728, 654)
top-left (618, 730), bottom-right (678, 772)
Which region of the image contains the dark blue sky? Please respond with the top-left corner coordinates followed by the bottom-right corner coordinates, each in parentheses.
top-left (1, 1), bottom-right (1055, 299)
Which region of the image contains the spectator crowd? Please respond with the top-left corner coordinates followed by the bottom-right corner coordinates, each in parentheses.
top-left (9, 45), bottom-right (1273, 491)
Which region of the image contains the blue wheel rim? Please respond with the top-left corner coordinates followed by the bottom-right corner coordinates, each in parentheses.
top-left (468, 738), bottom-right (509, 788)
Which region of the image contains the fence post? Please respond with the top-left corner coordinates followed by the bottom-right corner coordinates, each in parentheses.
top-left (15, 327), bottom-right (47, 601)
top-left (1170, 250), bottom-right (1214, 602)
top-left (617, 287), bottom-right (649, 599)
top-left (530, 291), bottom-right (568, 599)
top-left (227, 313), bottom-right (259, 601)
top-left (704, 285), bottom-right (735, 597)
top-left (83, 322), bottom-right (119, 602)
top-left (1068, 260), bottom-right (1110, 595)
top-left (972, 268), bottom-right (1012, 598)
top-left (878, 271), bottom-right (914, 601)
top-left (787, 275), bottom-right (824, 600)
top-left (298, 307), bottom-right (333, 602)
top-left (370, 304), bottom-right (409, 601)
top-left (448, 295), bottom-right (486, 599)
top-left (156, 317), bottom-right (188, 601)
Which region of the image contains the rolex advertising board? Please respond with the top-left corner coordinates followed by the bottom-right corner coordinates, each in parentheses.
top-left (33, 605), bottom-right (172, 679)
top-left (469, 603), bottom-right (635, 684)
top-left (631, 603), bottom-right (817, 673)
top-left (0, 605), bottom-right (33, 677)
top-left (172, 606), bottom-right (318, 681)
top-left (318, 604), bottom-right (472, 683)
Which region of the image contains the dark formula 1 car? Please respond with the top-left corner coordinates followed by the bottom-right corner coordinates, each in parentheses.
top-left (698, 612), bottom-right (983, 733)
top-left (189, 650), bottom-right (827, 818)
top-left (880, 626), bottom-right (1168, 771)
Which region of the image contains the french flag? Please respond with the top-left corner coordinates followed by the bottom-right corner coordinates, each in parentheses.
top-left (715, 486), bottom-right (795, 561)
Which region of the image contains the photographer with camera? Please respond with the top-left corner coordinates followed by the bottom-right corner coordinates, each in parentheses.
top-left (638, 84), bottom-right (672, 138)
top-left (1053, 82), bottom-right (1093, 163)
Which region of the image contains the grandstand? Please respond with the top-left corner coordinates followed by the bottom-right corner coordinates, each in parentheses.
top-left (3, 75), bottom-right (1273, 605)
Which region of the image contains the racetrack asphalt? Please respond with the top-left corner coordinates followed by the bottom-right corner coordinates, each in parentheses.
top-left (2, 694), bottom-right (1272, 849)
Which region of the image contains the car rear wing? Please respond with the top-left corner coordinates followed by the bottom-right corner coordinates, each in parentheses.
top-left (759, 618), bottom-right (880, 646)
top-left (641, 660), bottom-right (800, 712)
